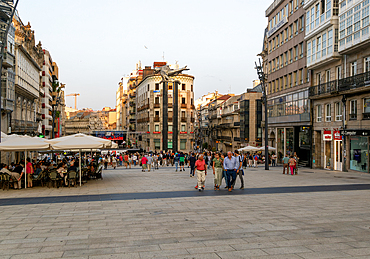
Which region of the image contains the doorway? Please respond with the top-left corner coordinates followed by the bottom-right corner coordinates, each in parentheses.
top-left (334, 140), bottom-right (342, 171)
top-left (324, 141), bottom-right (332, 169)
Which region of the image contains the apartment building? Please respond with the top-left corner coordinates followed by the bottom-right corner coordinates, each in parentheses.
top-left (263, 0), bottom-right (311, 165)
top-left (136, 63), bottom-right (195, 152)
top-left (309, 0), bottom-right (370, 173)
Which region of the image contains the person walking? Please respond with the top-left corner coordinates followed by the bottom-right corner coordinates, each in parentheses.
top-left (233, 150), bottom-right (244, 190)
top-left (195, 154), bottom-right (207, 191)
top-left (293, 152), bottom-right (299, 175)
top-left (141, 155), bottom-right (148, 172)
top-left (282, 154), bottom-right (290, 174)
top-left (124, 153), bottom-right (129, 169)
top-left (189, 153), bottom-right (196, 177)
top-left (271, 152), bottom-right (277, 167)
top-left (147, 154), bottom-right (153, 172)
top-left (112, 156), bottom-right (117, 169)
top-left (179, 152), bottom-right (185, 171)
top-left (288, 155), bottom-right (296, 175)
top-left (26, 158), bottom-right (34, 188)
top-left (212, 153), bottom-right (223, 190)
top-left (223, 151), bottom-right (238, 192)
top-left (253, 153), bottom-right (258, 168)
top-left (174, 153), bottom-right (179, 172)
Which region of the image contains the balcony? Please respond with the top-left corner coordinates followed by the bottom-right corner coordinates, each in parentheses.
top-left (181, 104), bottom-right (187, 108)
top-left (181, 117), bottom-right (186, 122)
top-left (2, 52), bottom-right (14, 68)
top-left (154, 116), bottom-right (160, 122)
top-left (220, 123), bottom-right (231, 128)
top-left (309, 71), bottom-right (370, 98)
top-left (220, 136), bottom-right (232, 142)
top-left (234, 121), bottom-right (240, 127)
top-left (1, 97), bottom-right (14, 112)
top-left (154, 103), bottom-right (160, 108)
top-left (191, 118), bottom-right (195, 123)
top-left (349, 113), bottom-right (357, 120)
top-left (137, 117), bottom-right (149, 123)
top-left (234, 137), bottom-right (241, 142)
top-left (129, 118), bottom-right (136, 123)
top-left (11, 119), bottom-right (38, 133)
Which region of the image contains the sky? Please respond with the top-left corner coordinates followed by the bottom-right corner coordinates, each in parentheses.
top-left (17, 0), bottom-right (271, 110)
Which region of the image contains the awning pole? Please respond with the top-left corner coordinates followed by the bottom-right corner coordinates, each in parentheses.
top-left (79, 149), bottom-right (82, 186)
top-left (24, 150), bottom-right (27, 189)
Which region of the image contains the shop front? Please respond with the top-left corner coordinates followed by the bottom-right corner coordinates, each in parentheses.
top-left (323, 130), bottom-right (332, 170)
top-left (341, 130), bottom-right (370, 174)
top-left (333, 130), bottom-right (342, 171)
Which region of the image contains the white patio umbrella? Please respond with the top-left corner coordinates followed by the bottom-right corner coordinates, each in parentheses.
top-left (0, 135), bottom-right (51, 188)
top-left (238, 146), bottom-right (260, 152)
top-left (257, 146), bottom-right (277, 151)
top-left (48, 133), bottom-right (114, 148)
top-left (50, 136), bottom-right (105, 186)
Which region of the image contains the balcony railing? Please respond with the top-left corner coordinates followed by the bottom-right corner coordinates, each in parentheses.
top-left (181, 117), bottom-right (186, 122)
top-left (154, 116), bottom-right (160, 122)
top-left (234, 122), bottom-right (240, 127)
top-left (154, 103), bottom-right (160, 108)
top-left (181, 104), bottom-right (187, 108)
top-left (309, 71), bottom-right (370, 97)
top-left (234, 137), bottom-right (241, 142)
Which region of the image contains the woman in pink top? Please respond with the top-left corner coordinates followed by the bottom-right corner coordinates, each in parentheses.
top-left (26, 158), bottom-right (34, 188)
top-left (195, 154), bottom-right (207, 192)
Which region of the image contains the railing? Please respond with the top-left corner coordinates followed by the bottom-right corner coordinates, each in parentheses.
top-left (349, 113), bottom-right (357, 120)
top-left (154, 116), bottom-right (160, 122)
top-left (234, 137), bottom-right (241, 142)
top-left (220, 136), bottom-right (232, 142)
top-left (181, 104), bottom-right (187, 108)
top-left (220, 123), bottom-right (231, 128)
top-left (154, 103), bottom-right (160, 108)
top-left (181, 117), bottom-right (186, 122)
top-left (137, 118), bottom-right (149, 123)
top-left (234, 122), bottom-right (240, 127)
top-left (11, 120), bottom-right (38, 132)
top-left (363, 113), bottom-right (370, 120)
top-left (309, 71), bottom-right (370, 97)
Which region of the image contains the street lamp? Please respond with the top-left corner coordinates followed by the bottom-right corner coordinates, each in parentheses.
top-left (0, 0), bottom-right (19, 141)
top-left (255, 58), bottom-right (269, 170)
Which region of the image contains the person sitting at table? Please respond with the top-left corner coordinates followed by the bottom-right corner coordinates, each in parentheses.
top-left (2, 163), bottom-right (23, 189)
top-left (68, 160), bottom-right (77, 172)
top-left (57, 163), bottom-right (67, 186)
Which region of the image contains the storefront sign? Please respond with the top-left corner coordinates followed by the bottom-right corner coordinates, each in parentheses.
top-left (341, 130), bottom-right (370, 136)
top-left (334, 131), bottom-right (342, 140)
top-left (323, 130), bottom-right (332, 141)
top-left (267, 16), bottom-right (288, 38)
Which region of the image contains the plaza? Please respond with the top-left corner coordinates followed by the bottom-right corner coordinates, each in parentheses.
top-left (0, 165), bottom-right (370, 258)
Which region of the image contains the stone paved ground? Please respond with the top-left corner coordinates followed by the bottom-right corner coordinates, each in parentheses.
top-left (1, 164), bottom-right (370, 258)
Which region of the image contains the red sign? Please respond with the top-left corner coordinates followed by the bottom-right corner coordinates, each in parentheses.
top-left (146, 131), bottom-right (150, 134)
top-left (153, 131), bottom-right (161, 134)
top-left (180, 132), bottom-right (187, 134)
top-left (323, 130), bottom-right (332, 141)
top-left (334, 131), bottom-right (342, 140)
top-left (168, 131), bottom-right (173, 134)
top-left (190, 132), bottom-right (194, 134)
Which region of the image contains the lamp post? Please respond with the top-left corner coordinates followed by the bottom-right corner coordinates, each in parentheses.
top-left (255, 58), bottom-right (269, 170)
top-left (0, 0), bottom-right (19, 140)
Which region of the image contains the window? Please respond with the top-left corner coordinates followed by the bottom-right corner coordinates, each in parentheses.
top-left (317, 105), bottom-right (322, 122)
top-left (326, 104), bottom-right (331, 121)
top-left (336, 66), bottom-right (342, 80)
top-left (181, 125), bottom-right (186, 132)
top-left (155, 111), bottom-right (159, 116)
top-left (285, 28), bottom-right (289, 41)
top-left (317, 36), bottom-right (321, 59)
top-left (322, 33), bottom-right (327, 57)
top-left (299, 69), bottom-right (303, 84)
top-left (277, 34), bottom-right (280, 47)
top-left (180, 139), bottom-right (187, 150)
top-left (290, 24), bottom-right (294, 38)
top-left (311, 7), bottom-right (315, 30)
top-left (155, 125), bottom-right (159, 132)
top-left (181, 97), bottom-right (186, 104)
top-left (285, 51), bottom-right (288, 65)
top-left (328, 29), bottom-right (333, 54)
top-left (294, 20), bottom-right (299, 35)
top-left (168, 125), bottom-right (173, 132)
top-left (154, 139), bottom-right (160, 150)
top-left (364, 98), bottom-right (370, 118)
top-left (182, 84), bottom-right (185, 90)
top-left (294, 46), bottom-right (298, 60)
top-left (364, 57), bottom-right (370, 72)
top-left (312, 39), bottom-right (316, 61)
top-left (281, 32), bottom-right (284, 45)
top-left (351, 61), bottom-right (357, 76)
top-left (155, 83), bottom-right (159, 90)
top-left (307, 42), bottom-right (311, 63)
top-left (299, 42), bottom-right (304, 58)
top-left (326, 70), bottom-right (331, 82)
top-left (289, 48), bottom-right (293, 63)
top-left (300, 15), bottom-right (305, 31)
top-left (350, 99), bottom-right (357, 119)
top-left (155, 97), bottom-right (159, 104)
top-left (168, 140), bottom-right (173, 149)
top-left (335, 102), bottom-right (342, 121)
top-left (306, 10), bottom-right (310, 32)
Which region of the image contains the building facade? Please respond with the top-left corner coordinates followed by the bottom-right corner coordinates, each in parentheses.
top-left (136, 64), bottom-right (195, 152)
top-left (309, 0), bottom-right (370, 173)
top-left (263, 0), bottom-right (311, 165)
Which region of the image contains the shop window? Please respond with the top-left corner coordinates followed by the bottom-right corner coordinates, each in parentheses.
top-left (154, 139), bottom-right (160, 149)
top-left (350, 136), bottom-right (368, 173)
top-left (335, 102), bottom-right (342, 121)
top-left (350, 99), bottom-right (357, 120)
top-left (180, 139), bottom-right (187, 150)
top-left (364, 98), bottom-right (370, 119)
top-left (325, 104), bottom-right (331, 121)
